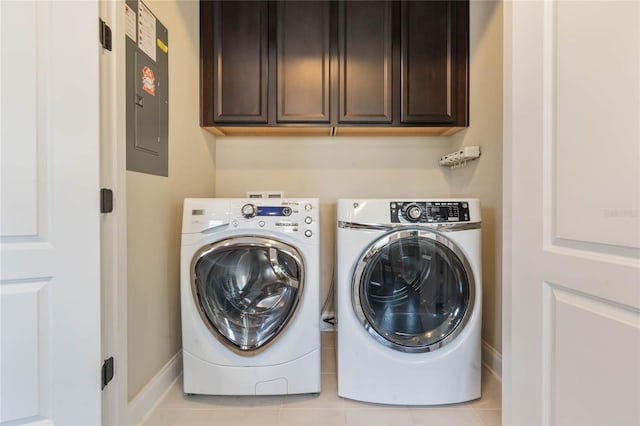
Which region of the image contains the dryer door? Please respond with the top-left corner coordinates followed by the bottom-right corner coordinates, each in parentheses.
top-left (352, 229), bottom-right (475, 353)
top-left (191, 237), bottom-right (304, 353)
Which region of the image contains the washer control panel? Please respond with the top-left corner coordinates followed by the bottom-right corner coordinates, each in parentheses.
top-left (390, 201), bottom-right (470, 223)
top-left (231, 200), bottom-right (318, 239)
top-left (241, 204), bottom-right (293, 218)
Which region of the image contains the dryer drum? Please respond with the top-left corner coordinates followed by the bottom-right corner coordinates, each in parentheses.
top-left (352, 229), bottom-right (475, 353)
top-left (191, 237), bottom-right (304, 354)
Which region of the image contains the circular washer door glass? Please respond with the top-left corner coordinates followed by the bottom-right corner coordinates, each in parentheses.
top-left (192, 237), bottom-right (304, 353)
top-left (353, 229), bottom-right (474, 353)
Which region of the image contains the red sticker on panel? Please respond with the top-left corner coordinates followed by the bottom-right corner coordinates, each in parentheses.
top-left (141, 66), bottom-right (155, 96)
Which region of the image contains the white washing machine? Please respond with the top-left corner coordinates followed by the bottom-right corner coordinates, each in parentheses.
top-left (336, 198), bottom-right (482, 405)
top-left (181, 198), bottom-right (320, 395)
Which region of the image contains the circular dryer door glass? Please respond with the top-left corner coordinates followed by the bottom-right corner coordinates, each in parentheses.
top-left (192, 237), bottom-right (304, 353)
top-left (353, 230), bottom-right (474, 353)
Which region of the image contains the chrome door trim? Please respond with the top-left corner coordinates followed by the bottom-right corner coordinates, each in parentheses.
top-left (191, 236), bottom-right (304, 355)
top-left (351, 227), bottom-right (476, 353)
top-left (338, 220), bottom-right (481, 232)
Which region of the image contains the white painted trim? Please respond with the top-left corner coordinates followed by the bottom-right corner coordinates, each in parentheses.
top-left (99, 0), bottom-right (129, 424)
top-left (502, 0), bottom-right (514, 420)
top-left (482, 339), bottom-right (502, 381)
top-left (127, 351), bottom-right (183, 426)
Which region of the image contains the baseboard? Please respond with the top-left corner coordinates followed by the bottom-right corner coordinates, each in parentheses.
top-left (128, 351), bottom-right (182, 426)
top-left (481, 340), bottom-right (502, 381)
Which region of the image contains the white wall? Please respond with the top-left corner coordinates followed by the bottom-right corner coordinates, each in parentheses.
top-left (126, 0), bottom-right (216, 401)
top-left (216, 1), bottom-right (503, 360)
top-left (451, 0), bottom-right (503, 360)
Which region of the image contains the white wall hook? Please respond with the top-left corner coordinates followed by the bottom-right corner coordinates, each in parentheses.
top-left (440, 146), bottom-right (481, 168)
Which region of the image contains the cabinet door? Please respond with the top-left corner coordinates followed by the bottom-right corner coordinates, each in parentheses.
top-left (276, 1), bottom-right (331, 123)
top-left (206, 1), bottom-right (268, 123)
top-left (401, 1), bottom-right (468, 125)
top-left (338, 1), bottom-right (393, 123)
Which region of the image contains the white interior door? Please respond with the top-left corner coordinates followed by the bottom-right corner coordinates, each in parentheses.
top-left (504, 1), bottom-right (640, 425)
top-left (0, 1), bottom-right (102, 425)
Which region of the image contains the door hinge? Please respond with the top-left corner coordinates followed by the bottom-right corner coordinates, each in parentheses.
top-left (101, 188), bottom-right (114, 213)
top-left (99, 18), bottom-right (112, 51)
top-left (102, 357), bottom-right (115, 390)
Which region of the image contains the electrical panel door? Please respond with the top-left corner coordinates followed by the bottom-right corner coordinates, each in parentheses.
top-left (125, 0), bottom-right (168, 176)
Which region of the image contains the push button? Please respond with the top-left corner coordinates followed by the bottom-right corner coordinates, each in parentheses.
top-left (304, 230), bottom-right (312, 237)
top-left (305, 217), bottom-right (312, 224)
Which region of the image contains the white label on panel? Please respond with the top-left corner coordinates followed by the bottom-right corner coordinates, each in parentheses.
top-left (125, 3), bottom-right (137, 41)
top-left (137, 1), bottom-right (156, 61)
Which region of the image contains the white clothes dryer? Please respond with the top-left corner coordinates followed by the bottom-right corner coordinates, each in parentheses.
top-left (336, 199), bottom-right (482, 405)
top-left (181, 198), bottom-right (320, 395)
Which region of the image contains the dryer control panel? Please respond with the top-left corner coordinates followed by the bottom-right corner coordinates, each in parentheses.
top-left (390, 201), bottom-right (470, 223)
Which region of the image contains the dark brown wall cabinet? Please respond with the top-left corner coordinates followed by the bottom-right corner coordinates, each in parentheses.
top-left (276, 1), bottom-right (331, 123)
top-left (338, 1), bottom-right (393, 124)
top-left (200, 0), bottom-right (469, 135)
top-left (204, 1), bottom-right (268, 123)
top-left (401, 1), bottom-right (466, 124)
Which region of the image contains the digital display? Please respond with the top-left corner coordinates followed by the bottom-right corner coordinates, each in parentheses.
top-left (427, 206), bottom-right (460, 221)
top-left (257, 206), bottom-right (291, 217)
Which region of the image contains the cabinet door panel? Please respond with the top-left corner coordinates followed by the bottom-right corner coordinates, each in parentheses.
top-left (276, 1), bottom-right (330, 123)
top-left (401, 1), bottom-right (468, 125)
top-left (212, 1), bottom-right (268, 123)
top-left (339, 1), bottom-right (393, 123)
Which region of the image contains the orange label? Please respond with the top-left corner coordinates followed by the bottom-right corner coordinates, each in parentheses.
top-left (141, 66), bottom-right (155, 96)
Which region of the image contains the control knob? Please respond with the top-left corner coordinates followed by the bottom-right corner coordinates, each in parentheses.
top-left (241, 203), bottom-right (257, 218)
top-left (405, 204), bottom-right (422, 221)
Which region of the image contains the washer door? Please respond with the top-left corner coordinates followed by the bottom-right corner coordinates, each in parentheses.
top-left (191, 237), bottom-right (304, 353)
top-left (352, 228), bottom-right (475, 353)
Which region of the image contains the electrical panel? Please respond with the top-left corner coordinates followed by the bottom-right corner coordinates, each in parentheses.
top-left (125, 0), bottom-right (169, 176)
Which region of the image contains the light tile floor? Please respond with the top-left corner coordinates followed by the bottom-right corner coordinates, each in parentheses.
top-left (142, 332), bottom-right (502, 426)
